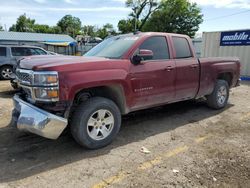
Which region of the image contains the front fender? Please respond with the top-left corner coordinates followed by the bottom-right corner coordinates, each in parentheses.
top-left (59, 69), bottom-right (132, 105)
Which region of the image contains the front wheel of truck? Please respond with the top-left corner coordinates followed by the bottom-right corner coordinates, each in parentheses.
top-left (70, 97), bottom-right (121, 149)
top-left (206, 79), bottom-right (229, 109)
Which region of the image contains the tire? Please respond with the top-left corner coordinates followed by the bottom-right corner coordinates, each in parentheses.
top-left (206, 79), bottom-right (229, 109)
top-left (70, 97), bottom-right (121, 149)
top-left (0, 66), bottom-right (13, 80)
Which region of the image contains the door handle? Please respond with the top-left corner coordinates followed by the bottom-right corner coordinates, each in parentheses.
top-left (190, 64), bottom-right (198, 68)
top-left (164, 66), bottom-right (174, 71)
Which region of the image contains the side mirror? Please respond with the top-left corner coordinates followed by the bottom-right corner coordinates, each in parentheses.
top-left (131, 49), bottom-right (154, 65)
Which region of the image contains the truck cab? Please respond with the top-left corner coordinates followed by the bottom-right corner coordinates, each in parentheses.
top-left (11, 32), bottom-right (240, 149)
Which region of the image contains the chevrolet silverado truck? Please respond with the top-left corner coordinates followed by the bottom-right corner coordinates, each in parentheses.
top-left (11, 32), bottom-right (240, 149)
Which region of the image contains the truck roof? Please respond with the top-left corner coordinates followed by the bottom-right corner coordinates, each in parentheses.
top-left (0, 45), bottom-right (44, 48)
top-left (123, 32), bottom-right (190, 38)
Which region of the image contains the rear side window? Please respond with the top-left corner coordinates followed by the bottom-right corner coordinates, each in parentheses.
top-left (11, 47), bottom-right (28, 56)
top-left (11, 47), bottom-right (47, 56)
top-left (0, 47), bottom-right (6, 56)
top-left (139, 36), bottom-right (169, 60)
top-left (172, 37), bottom-right (192, 59)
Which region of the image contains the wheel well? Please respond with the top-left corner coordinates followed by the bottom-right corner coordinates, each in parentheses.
top-left (73, 85), bottom-right (127, 114)
top-left (0, 64), bottom-right (13, 69)
top-left (217, 72), bottom-right (233, 87)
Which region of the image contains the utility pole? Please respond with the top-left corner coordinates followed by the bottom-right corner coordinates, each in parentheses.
top-left (133, 7), bottom-right (138, 32)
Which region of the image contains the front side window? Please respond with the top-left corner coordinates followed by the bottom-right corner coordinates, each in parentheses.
top-left (139, 36), bottom-right (170, 60)
top-left (29, 48), bottom-right (40, 55)
top-left (85, 35), bottom-right (138, 59)
top-left (172, 37), bottom-right (192, 59)
top-left (0, 47), bottom-right (6, 56)
top-left (33, 48), bottom-right (47, 55)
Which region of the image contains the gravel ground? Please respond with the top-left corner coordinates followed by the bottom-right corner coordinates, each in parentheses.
top-left (0, 80), bottom-right (249, 188)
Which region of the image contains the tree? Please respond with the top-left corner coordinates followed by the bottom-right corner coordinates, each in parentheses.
top-left (144, 0), bottom-right (203, 37)
top-left (118, 19), bottom-right (134, 34)
top-left (9, 24), bottom-right (16, 32)
top-left (82, 25), bottom-right (97, 37)
top-left (57, 15), bottom-right (81, 37)
top-left (9, 14), bottom-right (35, 32)
top-left (49, 26), bottom-right (62, 34)
top-left (126, 0), bottom-right (158, 31)
top-left (96, 23), bottom-right (116, 39)
top-left (33, 24), bottom-right (51, 33)
top-left (0, 25), bottom-right (4, 31)
top-left (118, 0), bottom-right (158, 33)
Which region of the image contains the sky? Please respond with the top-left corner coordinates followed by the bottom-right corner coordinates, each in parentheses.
top-left (0, 0), bottom-right (250, 34)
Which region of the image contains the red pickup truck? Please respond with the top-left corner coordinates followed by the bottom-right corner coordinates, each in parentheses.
top-left (12, 32), bottom-right (240, 149)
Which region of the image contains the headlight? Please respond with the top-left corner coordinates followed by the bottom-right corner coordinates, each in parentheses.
top-left (16, 69), bottom-right (60, 102)
top-left (33, 71), bottom-right (59, 101)
top-left (34, 88), bottom-right (59, 101)
top-left (33, 72), bottom-right (58, 86)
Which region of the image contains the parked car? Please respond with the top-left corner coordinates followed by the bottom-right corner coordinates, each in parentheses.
top-left (11, 32), bottom-right (240, 149)
top-left (0, 45), bottom-right (49, 80)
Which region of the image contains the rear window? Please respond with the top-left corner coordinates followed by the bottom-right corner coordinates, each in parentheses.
top-left (0, 47), bottom-right (6, 56)
top-left (172, 37), bottom-right (192, 59)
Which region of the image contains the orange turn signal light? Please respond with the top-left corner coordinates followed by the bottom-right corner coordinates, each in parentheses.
top-left (46, 76), bottom-right (57, 83)
top-left (47, 90), bottom-right (58, 98)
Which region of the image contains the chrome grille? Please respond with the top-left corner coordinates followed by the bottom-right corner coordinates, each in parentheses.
top-left (16, 69), bottom-right (32, 85)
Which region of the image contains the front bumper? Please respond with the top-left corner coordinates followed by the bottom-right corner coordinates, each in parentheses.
top-left (11, 95), bottom-right (67, 139)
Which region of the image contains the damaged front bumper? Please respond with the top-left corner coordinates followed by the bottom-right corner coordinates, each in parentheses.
top-left (11, 95), bottom-right (68, 139)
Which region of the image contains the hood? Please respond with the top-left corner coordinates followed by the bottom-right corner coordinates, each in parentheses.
top-left (19, 55), bottom-right (111, 71)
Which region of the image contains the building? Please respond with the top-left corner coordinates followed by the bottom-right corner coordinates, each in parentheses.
top-left (192, 38), bottom-right (202, 57)
top-left (201, 29), bottom-right (250, 79)
top-left (0, 31), bottom-right (77, 55)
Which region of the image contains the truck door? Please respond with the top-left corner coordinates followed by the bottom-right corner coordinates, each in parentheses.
top-left (172, 36), bottom-right (199, 100)
top-left (129, 36), bottom-right (176, 110)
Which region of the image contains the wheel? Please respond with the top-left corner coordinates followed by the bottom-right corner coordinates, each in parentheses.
top-left (0, 66), bottom-right (13, 80)
top-left (206, 79), bottom-right (229, 109)
top-left (70, 97), bottom-right (121, 149)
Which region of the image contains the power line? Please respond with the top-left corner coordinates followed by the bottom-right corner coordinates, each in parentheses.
top-left (204, 9), bottom-right (250, 22)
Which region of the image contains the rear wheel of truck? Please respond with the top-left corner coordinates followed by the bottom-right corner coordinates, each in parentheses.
top-left (0, 66), bottom-right (13, 80)
top-left (71, 97), bottom-right (121, 149)
top-left (206, 79), bottom-right (229, 109)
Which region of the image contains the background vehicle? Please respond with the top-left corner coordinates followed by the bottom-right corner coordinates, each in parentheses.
top-left (11, 32), bottom-right (240, 149)
top-left (0, 45), bottom-right (49, 80)
top-left (47, 51), bottom-right (60, 55)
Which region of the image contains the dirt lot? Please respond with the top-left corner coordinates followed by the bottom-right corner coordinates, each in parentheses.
top-left (0, 80), bottom-right (249, 188)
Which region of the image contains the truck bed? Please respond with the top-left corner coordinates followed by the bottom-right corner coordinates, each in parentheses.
top-left (197, 57), bottom-right (240, 98)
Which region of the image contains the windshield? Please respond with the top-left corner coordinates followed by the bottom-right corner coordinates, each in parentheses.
top-left (84, 35), bottom-right (138, 59)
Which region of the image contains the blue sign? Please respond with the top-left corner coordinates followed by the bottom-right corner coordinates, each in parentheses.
top-left (220, 30), bottom-right (250, 46)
